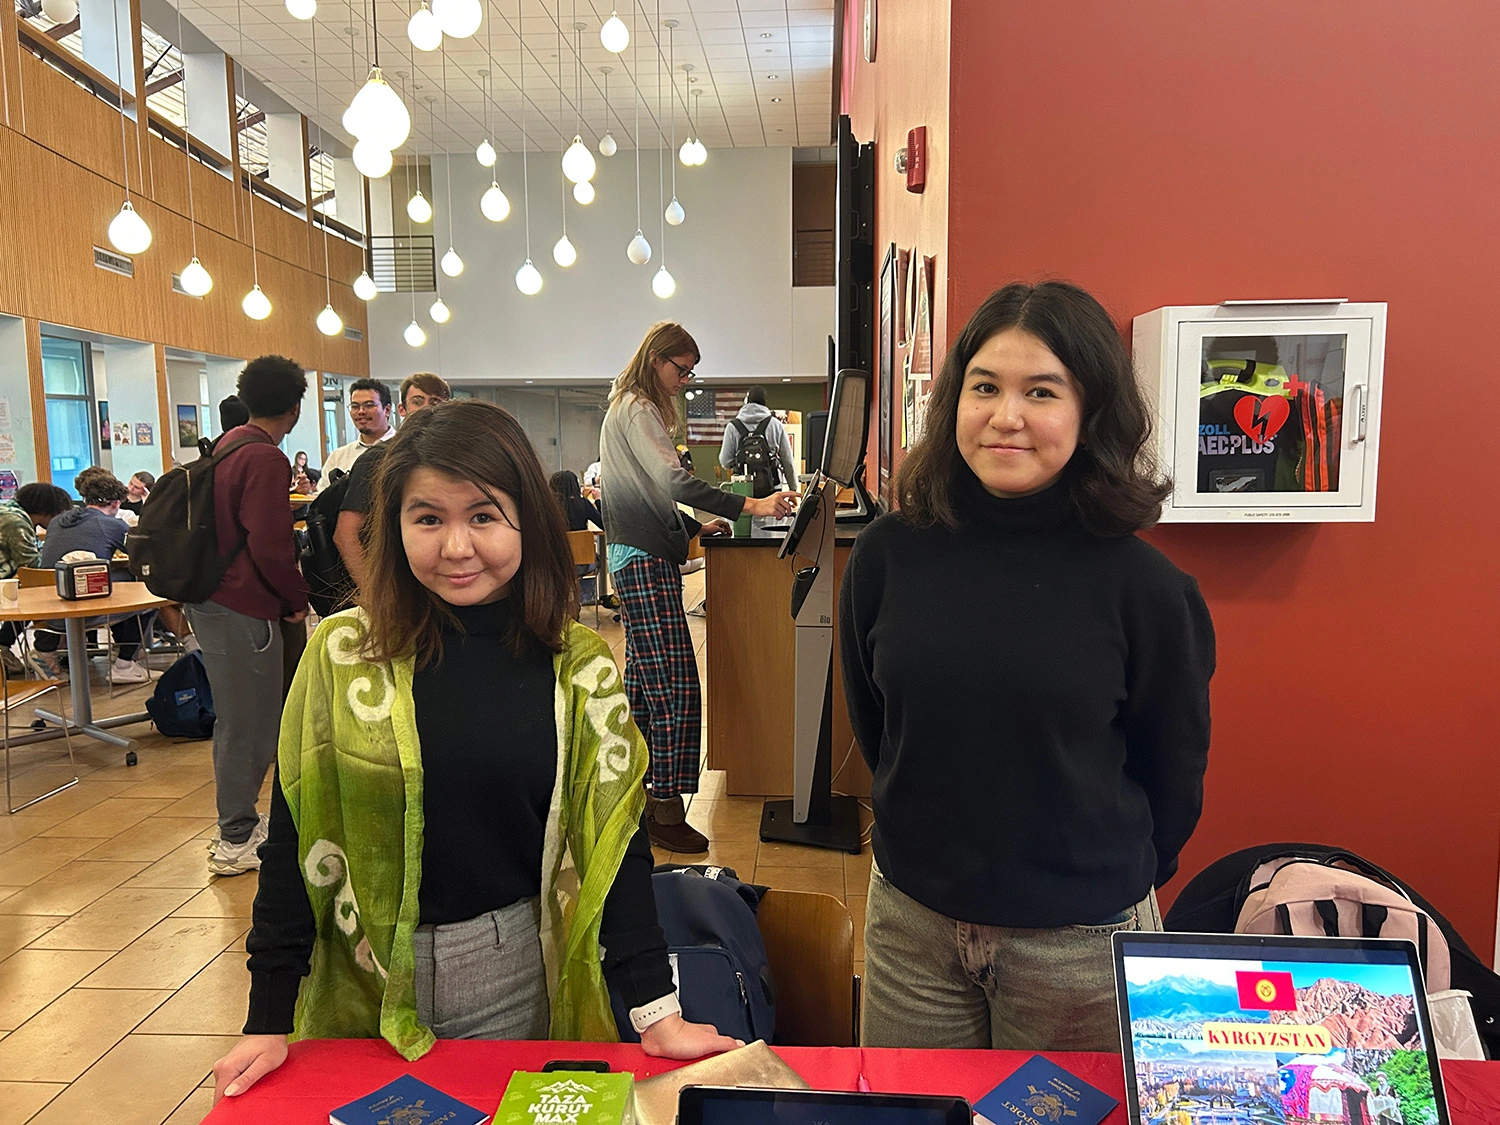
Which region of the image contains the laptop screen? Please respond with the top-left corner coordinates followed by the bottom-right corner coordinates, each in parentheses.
top-left (1114, 933), bottom-right (1449, 1125)
top-left (677, 1088), bottom-right (971, 1125)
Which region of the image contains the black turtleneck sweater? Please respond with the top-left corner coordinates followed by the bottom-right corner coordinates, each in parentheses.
top-left (244, 598), bottom-right (672, 1034)
top-left (839, 477), bottom-right (1215, 929)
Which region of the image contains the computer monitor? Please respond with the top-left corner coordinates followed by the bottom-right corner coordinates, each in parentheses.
top-left (821, 368), bottom-right (869, 487)
top-left (678, 1087), bottom-right (971, 1125)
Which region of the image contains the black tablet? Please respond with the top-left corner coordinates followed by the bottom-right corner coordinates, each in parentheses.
top-left (677, 1086), bottom-right (972, 1125)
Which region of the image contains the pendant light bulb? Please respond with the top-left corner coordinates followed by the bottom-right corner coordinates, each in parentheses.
top-left (429, 297), bottom-right (451, 324)
top-left (476, 138), bottom-right (496, 167)
top-left (352, 139), bottom-right (393, 179)
top-left (432, 0), bottom-right (481, 38)
top-left (108, 200), bottom-right (152, 255)
top-left (600, 11), bottom-right (629, 53)
top-left (353, 271), bottom-right (378, 300)
top-left (693, 140), bottom-right (708, 166)
top-left (626, 230), bottom-right (652, 266)
top-left (652, 265), bottom-right (676, 299)
top-left (242, 284), bottom-right (272, 320)
top-left (678, 138), bottom-right (695, 167)
top-left (515, 258), bottom-right (543, 296)
top-left (665, 197), bottom-right (685, 226)
top-left (480, 181), bottom-right (511, 221)
top-left (440, 247), bottom-right (465, 277)
top-left (345, 68), bottom-right (410, 149)
top-left (407, 2), bottom-right (443, 51)
top-left (316, 304), bottom-right (343, 336)
top-left (552, 234), bottom-right (577, 268)
top-left (598, 132), bottom-right (617, 157)
top-left (572, 180), bottom-right (595, 205)
top-left (406, 190), bottom-right (433, 224)
top-left (286, 0), bottom-right (316, 18)
top-left (179, 256), bottom-right (213, 296)
top-left (562, 137), bottom-right (597, 184)
top-left (404, 319), bottom-right (427, 347)
top-left (40, 0), bottom-right (77, 21)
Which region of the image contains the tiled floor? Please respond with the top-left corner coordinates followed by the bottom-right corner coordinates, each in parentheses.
top-left (0, 572), bottom-right (871, 1124)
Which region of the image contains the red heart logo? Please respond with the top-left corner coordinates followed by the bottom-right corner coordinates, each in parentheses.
top-left (1233, 395), bottom-right (1290, 443)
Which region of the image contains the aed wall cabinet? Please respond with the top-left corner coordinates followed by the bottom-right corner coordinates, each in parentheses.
top-left (1132, 301), bottom-right (1386, 522)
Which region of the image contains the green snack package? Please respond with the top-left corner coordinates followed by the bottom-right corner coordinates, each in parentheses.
top-left (493, 1071), bottom-right (636, 1125)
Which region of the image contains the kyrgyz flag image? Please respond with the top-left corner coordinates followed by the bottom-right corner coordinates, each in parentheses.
top-left (1236, 969), bottom-right (1297, 1011)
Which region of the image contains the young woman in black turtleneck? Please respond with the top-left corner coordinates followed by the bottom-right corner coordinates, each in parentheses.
top-left (841, 282), bottom-right (1215, 1052)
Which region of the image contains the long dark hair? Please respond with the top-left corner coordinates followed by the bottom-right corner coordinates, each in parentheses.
top-left (360, 400), bottom-right (579, 667)
top-left (549, 469), bottom-right (582, 501)
top-left (897, 281), bottom-right (1169, 537)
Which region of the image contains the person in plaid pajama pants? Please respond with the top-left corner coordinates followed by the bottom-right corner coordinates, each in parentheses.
top-left (599, 322), bottom-right (798, 853)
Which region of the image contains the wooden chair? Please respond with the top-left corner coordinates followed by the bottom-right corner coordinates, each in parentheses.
top-left (3, 674), bottom-right (75, 813)
top-left (567, 530), bottom-right (601, 626)
top-left (757, 889), bottom-right (858, 1046)
top-left (16, 567), bottom-right (52, 589)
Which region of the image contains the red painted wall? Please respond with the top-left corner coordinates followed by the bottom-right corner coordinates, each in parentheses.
top-left (947, 0), bottom-right (1500, 957)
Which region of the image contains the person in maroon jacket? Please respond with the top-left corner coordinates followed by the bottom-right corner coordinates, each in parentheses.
top-left (186, 355), bottom-right (311, 877)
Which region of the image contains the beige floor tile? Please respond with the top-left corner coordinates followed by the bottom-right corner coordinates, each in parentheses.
top-left (27, 887), bottom-right (198, 952)
top-left (846, 894), bottom-right (866, 959)
top-left (0, 1080), bottom-right (65, 1121)
top-left (122, 839), bottom-right (216, 890)
top-left (0, 987), bottom-right (171, 1082)
top-left (0, 810), bottom-right (72, 853)
top-left (38, 798), bottom-right (176, 840)
top-left (161, 1086), bottom-right (214, 1125)
top-left (220, 928), bottom-right (249, 954)
top-left (77, 917), bottom-right (248, 990)
top-left (693, 771), bottom-right (728, 801)
top-left (844, 847), bottom-right (873, 890)
top-left (0, 886), bottom-right (18, 904)
top-left (26, 1032), bottom-right (237, 1125)
top-left (114, 762), bottom-right (216, 800)
top-left (0, 861), bottom-right (146, 916)
top-left (751, 865), bottom-right (846, 899)
top-left (7, 780), bottom-right (137, 822)
top-left (0, 836), bottom-right (98, 886)
top-left (0, 949), bottom-right (113, 1030)
top-left (686, 798), bottom-right (767, 841)
top-left (80, 818), bottom-right (217, 864)
top-left (755, 840), bottom-right (848, 871)
top-left (153, 784), bottom-right (220, 820)
top-left (0, 915), bottom-right (63, 962)
top-left (170, 873), bottom-right (259, 918)
top-left (137, 952), bottom-right (249, 1036)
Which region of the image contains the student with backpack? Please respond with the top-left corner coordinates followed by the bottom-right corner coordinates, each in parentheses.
top-left (209, 400), bottom-right (739, 1104)
top-left (181, 356), bottom-right (310, 876)
top-left (719, 386), bottom-right (798, 497)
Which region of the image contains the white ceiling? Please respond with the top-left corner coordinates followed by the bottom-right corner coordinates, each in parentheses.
top-left (169, 0), bottom-right (836, 157)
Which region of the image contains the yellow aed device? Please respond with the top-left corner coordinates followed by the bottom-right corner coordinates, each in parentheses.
top-left (55, 559), bottom-right (112, 600)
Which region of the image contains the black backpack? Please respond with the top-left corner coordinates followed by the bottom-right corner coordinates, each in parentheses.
top-left (125, 434), bottom-right (260, 604)
top-left (731, 417), bottom-right (780, 499)
top-left (301, 469), bottom-right (355, 619)
top-left (609, 865), bottom-right (776, 1044)
top-left (145, 651), bottom-right (216, 739)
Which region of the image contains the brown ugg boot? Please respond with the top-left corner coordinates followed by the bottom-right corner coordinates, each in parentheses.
top-left (645, 793), bottom-right (709, 854)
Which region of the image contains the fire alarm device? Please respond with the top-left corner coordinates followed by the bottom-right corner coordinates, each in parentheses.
top-left (905, 126), bottom-right (926, 193)
top-left (56, 559), bottom-right (112, 600)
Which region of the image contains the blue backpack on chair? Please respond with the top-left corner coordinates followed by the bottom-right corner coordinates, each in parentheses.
top-left (146, 651), bottom-right (216, 739)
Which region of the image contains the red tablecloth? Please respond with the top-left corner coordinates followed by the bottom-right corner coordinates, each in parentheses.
top-left (201, 1040), bottom-right (1500, 1123)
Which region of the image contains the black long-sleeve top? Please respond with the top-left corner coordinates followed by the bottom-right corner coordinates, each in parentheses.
top-left (838, 475), bottom-right (1215, 929)
top-left (244, 598), bottom-right (673, 1034)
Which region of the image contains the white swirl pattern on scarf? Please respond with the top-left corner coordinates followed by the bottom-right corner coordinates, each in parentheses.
top-left (305, 839), bottom-right (387, 978)
top-left (570, 654), bottom-right (634, 783)
top-left (325, 621), bottom-right (366, 666)
top-left (347, 667), bottom-right (395, 722)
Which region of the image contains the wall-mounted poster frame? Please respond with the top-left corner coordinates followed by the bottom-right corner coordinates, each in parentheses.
top-left (878, 243), bottom-right (896, 503)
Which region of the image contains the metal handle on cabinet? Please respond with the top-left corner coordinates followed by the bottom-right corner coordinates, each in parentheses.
top-left (1349, 385), bottom-right (1368, 444)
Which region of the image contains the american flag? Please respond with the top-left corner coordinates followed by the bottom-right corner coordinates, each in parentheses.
top-left (685, 389), bottom-right (745, 445)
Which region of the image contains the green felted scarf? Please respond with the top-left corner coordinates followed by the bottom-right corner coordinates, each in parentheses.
top-left (278, 610), bottom-right (648, 1059)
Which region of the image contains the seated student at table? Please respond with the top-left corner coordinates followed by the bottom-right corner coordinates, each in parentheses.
top-left (840, 282), bottom-right (1215, 1053)
top-left (551, 470), bottom-right (603, 532)
top-left (211, 400), bottom-right (739, 1105)
top-left (0, 483), bottom-right (73, 678)
top-left (120, 471), bottom-right (154, 516)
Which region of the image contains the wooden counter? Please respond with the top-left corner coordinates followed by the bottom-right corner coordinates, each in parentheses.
top-left (703, 534), bottom-right (872, 798)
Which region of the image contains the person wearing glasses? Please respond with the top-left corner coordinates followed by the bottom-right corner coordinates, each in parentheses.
top-left (599, 323), bottom-right (798, 853)
top-left (317, 378), bottom-right (394, 491)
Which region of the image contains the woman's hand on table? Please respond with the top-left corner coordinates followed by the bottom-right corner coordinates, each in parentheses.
top-left (699, 518), bottom-right (734, 538)
top-left (212, 1033), bottom-right (288, 1103)
top-left (742, 491), bottom-right (799, 519)
top-left (639, 1012), bottom-right (744, 1059)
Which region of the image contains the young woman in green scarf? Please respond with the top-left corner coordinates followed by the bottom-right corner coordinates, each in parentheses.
top-left (212, 400), bottom-right (740, 1103)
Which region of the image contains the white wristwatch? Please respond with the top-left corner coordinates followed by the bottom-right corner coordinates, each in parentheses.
top-left (628, 992), bottom-right (682, 1034)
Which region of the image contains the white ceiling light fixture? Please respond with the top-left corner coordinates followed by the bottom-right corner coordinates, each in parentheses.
top-left (476, 137), bottom-right (496, 166)
top-left (311, 18), bottom-right (342, 338)
top-left (598, 66), bottom-right (617, 155)
top-left (653, 8), bottom-right (675, 297)
top-left (600, 8), bottom-right (628, 53)
top-left (235, 0), bottom-right (273, 318)
top-left (404, 319), bottom-right (427, 347)
top-left (514, 0), bottom-right (541, 296)
top-left (481, 180), bottom-right (511, 220)
top-left (678, 64), bottom-right (697, 166)
top-left (561, 20), bottom-right (596, 185)
top-left (407, 188), bottom-right (432, 223)
top-left (243, 284), bottom-right (272, 320)
top-left (345, 69), bottom-right (410, 149)
top-left (317, 304), bottom-right (344, 335)
top-left (352, 138), bottom-right (393, 178)
top-left (551, 8), bottom-right (578, 269)
top-left (573, 180), bottom-right (594, 205)
top-left (664, 22), bottom-right (684, 226)
top-left (476, 19), bottom-right (497, 167)
top-left (433, 0), bottom-right (481, 39)
top-left (439, 62), bottom-right (465, 277)
top-left (625, 3), bottom-right (650, 266)
top-left (173, 1), bottom-right (210, 292)
top-left (407, 1), bottom-right (443, 51)
top-left (440, 247), bottom-right (464, 276)
top-left (40, 0), bottom-right (76, 22)
top-left (105, 0), bottom-right (150, 255)
top-left (429, 296), bottom-right (451, 323)
top-left (552, 234), bottom-right (576, 267)
top-left (180, 257), bottom-right (213, 296)
top-left (690, 89), bottom-right (707, 165)
top-left (354, 270), bottom-right (378, 300)
top-left (286, 0), bottom-right (317, 20)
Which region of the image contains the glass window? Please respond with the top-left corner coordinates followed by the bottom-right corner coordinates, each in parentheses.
top-left (40, 337), bottom-right (97, 497)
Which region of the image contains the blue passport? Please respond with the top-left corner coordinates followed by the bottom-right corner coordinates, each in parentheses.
top-left (329, 1074), bottom-right (490, 1125)
top-left (973, 1055), bottom-right (1118, 1125)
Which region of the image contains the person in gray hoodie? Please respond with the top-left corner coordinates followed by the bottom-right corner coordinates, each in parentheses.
top-left (718, 386), bottom-right (799, 496)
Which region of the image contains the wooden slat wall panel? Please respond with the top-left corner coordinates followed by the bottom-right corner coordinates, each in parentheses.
top-left (18, 51), bottom-right (136, 189)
